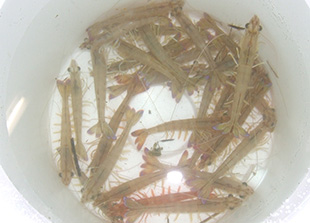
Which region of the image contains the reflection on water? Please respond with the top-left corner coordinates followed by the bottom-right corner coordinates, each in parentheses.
top-left (6, 97), bottom-right (27, 136)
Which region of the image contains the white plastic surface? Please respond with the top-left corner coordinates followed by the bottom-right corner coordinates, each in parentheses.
top-left (0, 0), bottom-right (310, 223)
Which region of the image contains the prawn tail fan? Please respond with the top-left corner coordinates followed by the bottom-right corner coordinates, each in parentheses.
top-left (126, 108), bottom-right (144, 126)
top-left (186, 177), bottom-right (213, 201)
top-left (87, 122), bottom-right (101, 137)
top-left (56, 78), bottom-right (71, 97)
top-left (187, 132), bottom-right (197, 147)
top-left (123, 197), bottom-right (143, 223)
top-left (177, 150), bottom-right (190, 166)
top-left (108, 84), bottom-right (128, 99)
top-left (213, 121), bottom-right (233, 135)
top-left (131, 129), bottom-right (148, 151)
top-left (186, 81), bottom-right (196, 96)
top-left (232, 123), bottom-right (249, 138)
top-left (115, 74), bottom-right (133, 85)
top-left (169, 82), bottom-right (184, 103)
top-left (140, 148), bottom-right (164, 176)
top-left (198, 182), bottom-right (213, 201)
top-left (101, 121), bottom-right (117, 140)
top-left (186, 177), bottom-right (205, 192)
top-left (76, 140), bottom-right (88, 161)
top-left (87, 122), bottom-right (116, 139)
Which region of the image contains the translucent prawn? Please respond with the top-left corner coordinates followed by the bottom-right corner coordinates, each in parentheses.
top-left (82, 108), bottom-right (143, 203)
top-left (213, 15), bottom-right (262, 137)
top-left (88, 45), bottom-right (115, 139)
top-left (68, 60), bottom-right (88, 160)
top-left (192, 109), bottom-right (276, 200)
top-left (88, 73), bottom-right (147, 170)
top-left (93, 169), bottom-right (173, 207)
top-left (85, 0), bottom-right (185, 41)
top-left (142, 148), bottom-right (254, 199)
top-left (131, 115), bottom-right (228, 151)
top-left (106, 187), bottom-right (199, 221)
top-left (56, 78), bottom-right (74, 186)
top-left (122, 195), bottom-right (242, 223)
top-left (139, 24), bottom-right (196, 102)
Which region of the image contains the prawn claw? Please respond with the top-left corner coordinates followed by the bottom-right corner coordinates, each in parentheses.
top-left (131, 129), bottom-right (148, 150)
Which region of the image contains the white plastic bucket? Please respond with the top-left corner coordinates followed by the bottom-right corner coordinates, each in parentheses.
top-left (0, 0), bottom-right (309, 222)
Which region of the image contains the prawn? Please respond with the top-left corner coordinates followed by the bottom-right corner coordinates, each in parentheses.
top-left (88, 73), bottom-right (147, 170)
top-left (142, 148), bottom-right (254, 198)
top-left (192, 109), bottom-right (276, 200)
top-left (115, 40), bottom-right (186, 96)
top-left (213, 15), bottom-right (262, 137)
top-left (88, 45), bottom-right (115, 139)
top-left (106, 188), bottom-right (199, 221)
top-left (171, 7), bottom-right (224, 86)
top-left (93, 151), bottom-right (187, 206)
top-left (56, 78), bottom-right (74, 186)
top-left (82, 108), bottom-right (143, 202)
top-left (198, 13), bottom-right (239, 57)
top-left (187, 54), bottom-right (236, 150)
top-left (85, 0), bottom-right (184, 40)
top-left (139, 24), bottom-right (197, 101)
top-left (83, 16), bottom-right (171, 49)
top-left (203, 68), bottom-right (272, 166)
top-left (131, 114), bottom-right (228, 150)
top-left (93, 168), bottom-right (174, 207)
top-left (122, 195), bottom-right (242, 223)
top-left (68, 60), bottom-right (88, 160)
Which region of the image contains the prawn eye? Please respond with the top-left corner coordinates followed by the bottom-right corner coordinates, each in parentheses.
top-left (58, 173), bottom-right (62, 178)
top-left (245, 23), bottom-right (263, 31)
top-left (115, 216), bottom-right (123, 222)
top-left (77, 66), bottom-right (81, 71)
top-left (67, 67), bottom-right (71, 72)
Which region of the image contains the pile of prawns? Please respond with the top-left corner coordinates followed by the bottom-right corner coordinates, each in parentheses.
top-left (54, 0), bottom-right (276, 222)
